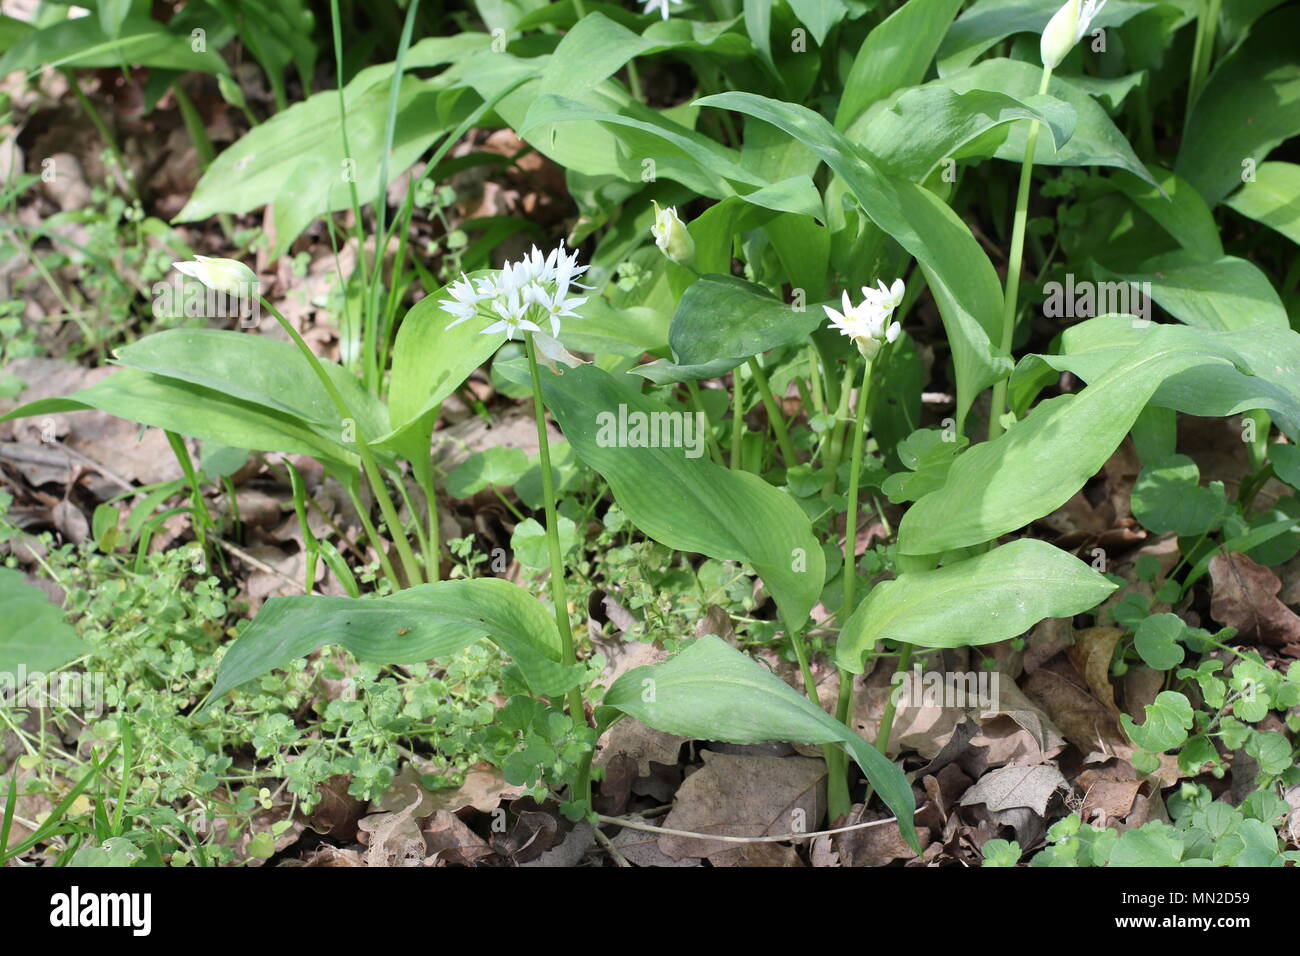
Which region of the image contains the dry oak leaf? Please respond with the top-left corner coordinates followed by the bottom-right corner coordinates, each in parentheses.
top-left (659, 751), bottom-right (826, 866)
top-left (1209, 552), bottom-right (1300, 646)
top-left (958, 765), bottom-right (1069, 816)
top-left (1068, 626), bottom-right (1124, 716)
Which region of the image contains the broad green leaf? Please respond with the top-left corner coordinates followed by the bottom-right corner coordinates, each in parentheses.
top-left (1103, 251), bottom-right (1288, 331)
top-left (1110, 167), bottom-right (1223, 262)
top-left (936, 0), bottom-right (1153, 75)
top-left (786, 0), bottom-right (848, 45)
top-left (115, 329), bottom-right (389, 440)
top-left (899, 331), bottom-right (1220, 554)
top-left (697, 91), bottom-right (1008, 430)
top-left (381, 283), bottom-right (507, 462)
top-left (1014, 317), bottom-right (1300, 440)
top-left (537, 11), bottom-right (750, 97)
top-left (204, 578), bottom-right (578, 708)
top-left (935, 60), bottom-right (1155, 186)
top-left (0, 368), bottom-right (360, 478)
top-left (835, 539), bottom-right (1116, 669)
top-left (446, 447), bottom-right (530, 498)
top-left (0, 15), bottom-right (229, 74)
top-left (178, 38), bottom-right (488, 251)
top-left (1176, 6), bottom-right (1300, 206)
top-left (603, 635), bottom-right (918, 850)
top-left (520, 93), bottom-right (822, 218)
top-left (1131, 454), bottom-right (1227, 536)
top-left (668, 274), bottom-right (818, 366)
top-left (1224, 161), bottom-right (1300, 247)
top-left (854, 86), bottom-right (1076, 181)
top-left (836, 0), bottom-right (964, 129)
top-left (0, 568), bottom-right (88, 674)
top-left (540, 364), bottom-right (825, 627)
top-left (1133, 613), bottom-right (1186, 671)
top-left (1120, 690), bottom-right (1194, 752)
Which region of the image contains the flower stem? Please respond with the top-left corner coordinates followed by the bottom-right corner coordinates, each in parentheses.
top-left (259, 297), bottom-right (423, 587)
top-left (828, 357), bottom-right (874, 820)
top-left (730, 367), bottom-right (745, 470)
top-left (525, 335), bottom-right (587, 724)
top-left (988, 67), bottom-right (1053, 441)
top-left (747, 356), bottom-right (797, 468)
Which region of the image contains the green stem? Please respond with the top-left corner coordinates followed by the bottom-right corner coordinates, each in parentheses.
top-left (829, 357), bottom-right (874, 820)
top-left (988, 66), bottom-right (1053, 441)
top-left (65, 71), bottom-right (137, 202)
top-left (861, 644), bottom-right (914, 810)
top-left (730, 367), bottom-right (745, 470)
top-left (1186, 0), bottom-right (1222, 125)
top-left (164, 431), bottom-right (212, 555)
top-left (525, 335), bottom-right (587, 725)
top-left (344, 483), bottom-right (400, 584)
top-left (823, 360), bottom-right (855, 494)
top-left (416, 466), bottom-right (442, 583)
top-left (685, 380), bottom-right (725, 466)
top-left (748, 357), bottom-right (797, 468)
top-left (260, 297), bottom-right (423, 586)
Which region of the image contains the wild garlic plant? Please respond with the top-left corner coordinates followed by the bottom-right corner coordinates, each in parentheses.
top-left (8, 0), bottom-right (1300, 853)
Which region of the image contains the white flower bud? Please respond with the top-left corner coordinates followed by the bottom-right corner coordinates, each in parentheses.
top-left (650, 202), bottom-right (695, 267)
top-left (173, 256), bottom-right (258, 295)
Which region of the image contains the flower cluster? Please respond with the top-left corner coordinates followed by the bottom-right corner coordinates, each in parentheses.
top-left (440, 242), bottom-right (589, 340)
top-left (1040, 0), bottom-right (1107, 70)
top-left (822, 278), bottom-right (905, 360)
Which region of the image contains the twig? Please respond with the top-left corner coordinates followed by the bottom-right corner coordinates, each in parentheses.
top-left (592, 825), bottom-right (632, 867)
top-left (596, 803), bottom-right (928, 845)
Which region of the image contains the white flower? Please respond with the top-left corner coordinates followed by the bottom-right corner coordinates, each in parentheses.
top-left (173, 256), bottom-right (258, 295)
top-left (640, 0), bottom-right (682, 20)
top-left (439, 273), bottom-right (484, 329)
top-left (862, 278), bottom-right (905, 313)
top-left (439, 243), bottom-right (589, 341)
top-left (650, 202), bottom-right (695, 266)
top-left (823, 279), bottom-right (904, 360)
top-left (1040, 0), bottom-right (1106, 70)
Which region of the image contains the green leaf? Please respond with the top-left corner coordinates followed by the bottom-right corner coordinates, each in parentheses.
top-left (0, 15), bottom-right (229, 74)
top-left (446, 447), bottom-right (530, 498)
top-left (836, 539), bottom-right (1116, 669)
top-left (936, 0), bottom-right (1154, 75)
top-left (1110, 167), bottom-right (1223, 262)
top-left (1021, 317), bottom-right (1300, 441)
top-left (1176, 6), bottom-right (1300, 206)
top-left (204, 578), bottom-right (578, 708)
top-left (854, 86), bottom-right (1076, 181)
top-left (1133, 613), bottom-right (1187, 671)
top-left (696, 91), bottom-right (1008, 430)
top-left (602, 635), bottom-right (918, 850)
top-left (115, 329), bottom-right (388, 440)
top-left (836, 0), bottom-right (964, 129)
top-left (668, 274), bottom-right (817, 367)
top-left (1224, 161), bottom-right (1300, 247)
top-left (1108, 822), bottom-right (1185, 867)
top-left (540, 364), bottom-right (825, 628)
top-left (379, 279), bottom-right (507, 470)
top-left (0, 568), bottom-right (88, 674)
top-left (1131, 454), bottom-right (1227, 536)
top-left (880, 427), bottom-right (968, 503)
top-left (934, 60), bottom-right (1155, 186)
top-left (510, 517), bottom-right (579, 570)
top-left (1103, 252), bottom-right (1289, 332)
top-left (0, 368), bottom-right (360, 480)
top-left (899, 331), bottom-right (1227, 554)
top-left (1120, 690), bottom-right (1194, 753)
top-left (1270, 444), bottom-right (1300, 491)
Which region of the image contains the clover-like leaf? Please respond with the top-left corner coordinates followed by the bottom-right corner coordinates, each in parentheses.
top-left (1133, 613), bottom-right (1186, 671)
top-left (1120, 690), bottom-right (1194, 753)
